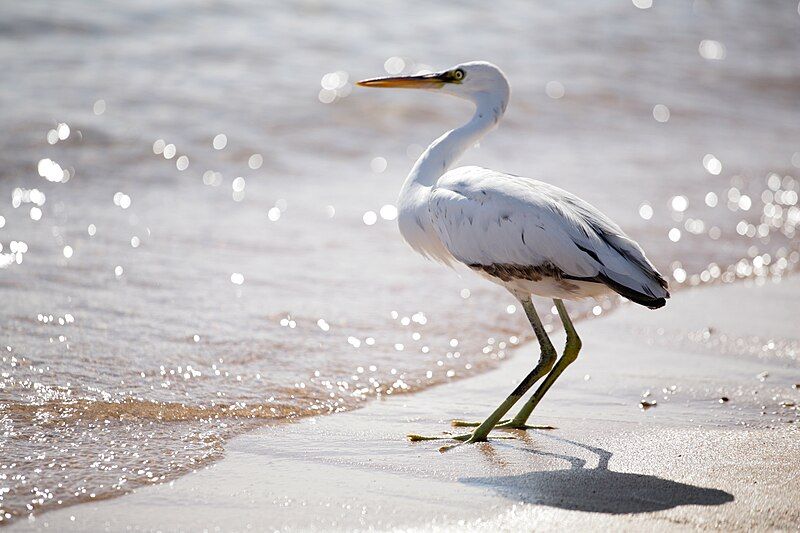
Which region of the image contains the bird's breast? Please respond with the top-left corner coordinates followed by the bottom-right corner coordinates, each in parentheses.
top-left (397, 202), bottom-right (453, 264)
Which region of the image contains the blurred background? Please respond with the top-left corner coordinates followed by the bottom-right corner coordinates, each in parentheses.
top-left (1, 0), bottom-right (799, 522)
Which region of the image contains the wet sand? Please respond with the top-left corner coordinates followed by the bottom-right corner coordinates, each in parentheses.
top-left (16, 278), bottom-right (800, 531)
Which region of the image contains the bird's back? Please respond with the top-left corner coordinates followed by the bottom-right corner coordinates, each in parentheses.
top-left (428, 166), bottom-right (669, 308)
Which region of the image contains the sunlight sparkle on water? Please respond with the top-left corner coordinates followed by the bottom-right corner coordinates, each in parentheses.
top-left (384, 56), bottom-right (406, 75)
top-left (319, 70), bottom-right (349, 103)
top-left (318, 89), bottom-right (335, 104)
top-left (113, 192), bottom-right (131, 209)
top-left (652, 104), bottom-right (670, 123)
top-left (379, 204), bottom-right (398, 220)
top-left (362, 211), bottom-right (377, 225)
top-left (703, 154), bottom-right (722, 175)
top-left (699, 40), bottom-right (726, 60)
top-left (57, 123), bottom-right (70, 140)
top-left (348, 336), bottom-right (361, 348)
top-left (321, 71), bottom-right (348, 90)
top-left (738, 195), bottom-right (752, 211)
top-left (545, 81), bottom-right (565, 99)
top-left (203, 170), bottom-right (223, 187)
top-left (671, 196), bottom-right (688, 212)
top-left (370, 157), bottom-right (387, 173)
top-left (213, 134), bottom-right (227, 150)
top-left (37, 158), bottom-right (66, 182)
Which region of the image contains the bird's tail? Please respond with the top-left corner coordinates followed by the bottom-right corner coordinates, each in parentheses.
top-left (590, 232), bottom-right (670, 309)
top-left (597, 272), bottom-right (668, 309)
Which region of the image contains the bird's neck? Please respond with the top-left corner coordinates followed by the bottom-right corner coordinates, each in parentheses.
top-left (401, 94), bottom-right (505, 196)
top-left (395, 94), bottom-right (506, 263)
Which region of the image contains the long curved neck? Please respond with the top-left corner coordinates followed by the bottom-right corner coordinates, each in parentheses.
top-left (401, 94), bottom-right (505, 194)
top-left (395, 92), bottom-right (507, 262)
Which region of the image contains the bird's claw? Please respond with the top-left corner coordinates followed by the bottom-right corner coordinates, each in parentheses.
top-left (407, 433), bottom-right (472, 442)
top-left (407, 432), bottom-right (515, 443)
top-left (451, 419), bottom-right (556, 430)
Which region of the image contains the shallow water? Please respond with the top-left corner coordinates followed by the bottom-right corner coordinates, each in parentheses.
top-left (1, 0), bottom-right (799, 523)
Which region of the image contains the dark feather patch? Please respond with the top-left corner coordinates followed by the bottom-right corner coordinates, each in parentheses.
top-left (575, 243), bottom-right (603, 265)
top-left (470, 262), bottom-right (667, 309)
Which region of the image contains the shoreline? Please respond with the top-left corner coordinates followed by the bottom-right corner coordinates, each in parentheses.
top-left (12, 276), bottom-right (800, 531)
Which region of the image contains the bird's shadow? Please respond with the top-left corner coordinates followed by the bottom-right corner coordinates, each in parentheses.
top-left (461, 434), bottom-right (733, 514)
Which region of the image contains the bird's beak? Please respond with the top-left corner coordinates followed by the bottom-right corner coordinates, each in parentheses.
top-left (357, 72), bottom-right (450, 89)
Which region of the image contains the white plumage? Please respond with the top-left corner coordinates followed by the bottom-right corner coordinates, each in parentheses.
top-left (358, 60), bottom-right (669, 444)
top-left (361, 61), bottom-right (668, 310)
top-left (429, 166), bottom-right (668, 307)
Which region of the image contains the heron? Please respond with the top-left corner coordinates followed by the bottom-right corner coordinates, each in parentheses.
top-left (357, 62), bottom-right (669, 445)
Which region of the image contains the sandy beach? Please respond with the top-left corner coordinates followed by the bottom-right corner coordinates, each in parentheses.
top-left (13, 276), bottom-right (798, 532)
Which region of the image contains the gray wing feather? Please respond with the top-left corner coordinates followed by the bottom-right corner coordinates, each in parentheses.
top-left (430, 166), bottom-right (669, 307)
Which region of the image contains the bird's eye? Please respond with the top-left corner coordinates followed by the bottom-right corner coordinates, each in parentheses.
top-left (453, 69), bottom-right (465, 80)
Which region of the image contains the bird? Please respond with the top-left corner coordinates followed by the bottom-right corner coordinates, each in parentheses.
top-left (357, 61), bottom-right (669, 445)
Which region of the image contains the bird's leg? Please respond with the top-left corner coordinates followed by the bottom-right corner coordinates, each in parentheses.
top-left (409, 297), bottom-right (556, 444)
top-left (502, 299), bottom-right (582, 429)
top-left (451, 299), bottom-right (581, 431)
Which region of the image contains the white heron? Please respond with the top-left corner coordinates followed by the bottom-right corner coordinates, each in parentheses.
top-left (357, 62), bottom-right (669, 444)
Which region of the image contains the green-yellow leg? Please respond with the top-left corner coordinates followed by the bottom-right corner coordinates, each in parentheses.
top-left (507, 298), bottom-right (582, 428)
top-left (451, 298), bottom-right (581, 431)
top-left (408, 297), bottom-right (557, 444)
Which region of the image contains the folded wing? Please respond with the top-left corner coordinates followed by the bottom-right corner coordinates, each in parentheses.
top-left (428, 166), bottom-right (669, 308)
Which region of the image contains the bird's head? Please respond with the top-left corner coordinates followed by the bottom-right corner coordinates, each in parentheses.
top-left (357, 61), bottom-right (510, 108)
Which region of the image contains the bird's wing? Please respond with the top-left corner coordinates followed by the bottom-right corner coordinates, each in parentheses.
top-left (429, 166), bottom-right (669, 307)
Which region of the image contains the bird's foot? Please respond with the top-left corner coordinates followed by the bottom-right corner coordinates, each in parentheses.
top-left (407, 433), bottom-right (471, 442)
top-left (450, 419), bottom-right (556, 431)
top-left (406, 432), bottom-right (515, 442)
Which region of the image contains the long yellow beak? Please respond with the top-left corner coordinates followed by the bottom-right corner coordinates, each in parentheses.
top-left (357, 72), bottom-right (449, 89)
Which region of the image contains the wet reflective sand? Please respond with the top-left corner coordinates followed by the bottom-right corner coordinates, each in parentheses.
top-left (29, 276), bottom-right (800, 531)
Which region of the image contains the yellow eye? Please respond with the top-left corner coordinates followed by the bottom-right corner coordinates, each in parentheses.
top-left (453, 69), bottom-right (465, 80)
